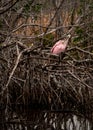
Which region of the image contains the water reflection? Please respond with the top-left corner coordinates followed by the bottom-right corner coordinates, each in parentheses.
top-left (0, 108), bottom-right (93, 130)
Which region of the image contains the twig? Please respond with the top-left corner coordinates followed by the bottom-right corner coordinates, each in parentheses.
top-left (0, 45), bottom-right (41, 95)
top-left (67, 46), bottom-right (93, 56)
top-left (0, 0), bottom-right (20, 15)
top-left (68, 70), bottom-right (93, 90)
top-left (5, 51), bottom-right (22, 88)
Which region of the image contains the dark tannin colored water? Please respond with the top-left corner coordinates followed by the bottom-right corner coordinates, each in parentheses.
top-left (0, 106), bottom-right (93, 130)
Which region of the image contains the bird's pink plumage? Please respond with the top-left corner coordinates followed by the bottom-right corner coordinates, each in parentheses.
top-left (51, 39), bottom-right (68, 55)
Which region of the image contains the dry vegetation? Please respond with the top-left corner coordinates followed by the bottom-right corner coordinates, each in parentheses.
top-left (0, 0), bottom-right (93, 124)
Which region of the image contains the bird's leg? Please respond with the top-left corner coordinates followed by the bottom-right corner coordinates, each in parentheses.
top-left (58, 54), bottom-right (61, 65)
top-left (59, 53), bottom-right (66, 65)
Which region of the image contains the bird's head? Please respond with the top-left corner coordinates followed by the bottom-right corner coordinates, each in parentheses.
top-left (63, 34), bottom-right (71, 45)
top-left (67, 34), bottom-right (71, 38)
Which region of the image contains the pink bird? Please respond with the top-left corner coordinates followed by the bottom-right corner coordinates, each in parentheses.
top-left (51, 35), bottom-right (71, 55)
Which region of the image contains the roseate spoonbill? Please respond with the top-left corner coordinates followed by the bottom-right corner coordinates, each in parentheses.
top-left (51, 34), bottom-right (71, 55)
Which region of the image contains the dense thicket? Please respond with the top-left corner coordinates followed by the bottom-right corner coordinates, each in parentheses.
top-left (0, 0), bottom-right (93, 120)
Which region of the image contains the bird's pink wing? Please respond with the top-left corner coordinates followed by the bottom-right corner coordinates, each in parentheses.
top-left (52, 45), bottom-right (62, 54)
top-left (51, 40), bottom-right (64, 53)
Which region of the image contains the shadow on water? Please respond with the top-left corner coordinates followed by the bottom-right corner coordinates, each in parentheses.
top-left (0, 106), bottom-right (93, 130)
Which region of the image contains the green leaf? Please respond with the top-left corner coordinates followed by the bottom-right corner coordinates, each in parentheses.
top-left (75, 27), bottom-right (83, 35)
top-left (73, 36), bottom-right (83, 43)
top-left (24, 4), bottom-right (30, 13)
top-left (32, 4), bottom-right (42, 13)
